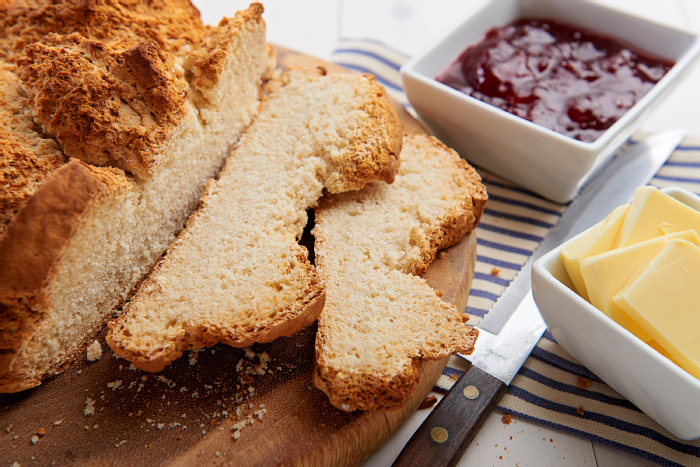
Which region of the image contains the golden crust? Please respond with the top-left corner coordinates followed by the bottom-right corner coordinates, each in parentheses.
top-left (0, 0), bottom-right (207, 63)
top-left (350, 74), bottom-right (402, 187)
top-left (192, 3), bottom-right (265, 92)
top-left (0, 64), bottom-right (66, 234)
top-left (18, 33), bottom-right (188, 179)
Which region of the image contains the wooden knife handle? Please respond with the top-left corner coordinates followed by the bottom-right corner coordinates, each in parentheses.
top-left (392, 362), bottom-right (507, 467)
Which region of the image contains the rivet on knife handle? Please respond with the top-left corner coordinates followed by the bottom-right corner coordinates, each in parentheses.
top-left (392, 363), bottom-right (506, 467)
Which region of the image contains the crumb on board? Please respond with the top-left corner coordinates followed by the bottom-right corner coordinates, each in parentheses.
top-left (86, 340), bottom-right (102, 361)
top-left (577, 376), bottom-right (592, 390)
top-left (501, 414), bottom-right (512, 425)
top-left (418, 395), bottom-right (438, 410)
top-left (577, 406), bottom-right (585, 416)
top-left (84, 398), bottom-right (96, 416)
top-left (491, 267), bottom-right (501, 276)
top-left (438, 251), bottom-right (446, 259)
top-left (30, 435), bottom-right (39, 445)
top-left (107, 380), bottom-right (122, 390)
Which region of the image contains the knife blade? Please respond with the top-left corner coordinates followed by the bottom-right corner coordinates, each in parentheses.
top-left (391, 129), bottom-right (685, 467)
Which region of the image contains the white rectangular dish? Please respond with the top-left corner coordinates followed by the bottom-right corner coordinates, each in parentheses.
top-left (401, 0), bottom-right (700, 203)
top-left (532, 186), bottom-right (700, 440)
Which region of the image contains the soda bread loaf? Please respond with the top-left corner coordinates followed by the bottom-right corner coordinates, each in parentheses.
top-left (107, 67), bottom-right (402, 372)
top-left (0, 0), bottom-right (209, 232)
top-left (312, 134), bottom-right (486, 411)
top-left (0, 3), bottom-right (271, 392)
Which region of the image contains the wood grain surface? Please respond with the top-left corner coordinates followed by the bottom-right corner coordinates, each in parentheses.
top-left (0, 47), bottom-right (478, 467)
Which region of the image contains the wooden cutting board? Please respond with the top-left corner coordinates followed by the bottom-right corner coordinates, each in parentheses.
top-left (0, 47), bottom-right (477, 467)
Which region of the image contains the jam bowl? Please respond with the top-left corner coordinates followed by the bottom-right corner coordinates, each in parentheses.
top-left (401, 0), bottom-right (700, 203)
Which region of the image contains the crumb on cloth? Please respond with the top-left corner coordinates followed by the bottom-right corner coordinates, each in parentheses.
top-left (577, 376), bottom-right (592, 390)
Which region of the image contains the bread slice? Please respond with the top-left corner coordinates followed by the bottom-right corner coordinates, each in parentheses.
top-left (0, 5), bottom-right (270, 392)
top-left (312, 134), bottom-right (486, 412)
top-left (107, 67), bottom-right (402, 372)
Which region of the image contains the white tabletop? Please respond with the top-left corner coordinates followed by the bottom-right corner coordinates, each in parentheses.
top-left (193, 1), bottom-right (698, 466)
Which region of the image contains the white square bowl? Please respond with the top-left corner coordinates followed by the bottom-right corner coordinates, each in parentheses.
top-left (400, 0), bottom-right (700, 204)
top-left (532, 186), bottom-right (700, 440)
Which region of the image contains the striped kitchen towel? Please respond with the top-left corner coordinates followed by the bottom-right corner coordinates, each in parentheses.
top-left (332, 39), bottom-right (700, 467)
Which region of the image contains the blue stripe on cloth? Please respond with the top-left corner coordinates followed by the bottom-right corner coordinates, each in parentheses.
top-left (336, 37), bottom-right (411, 58)
top-left (543, 330), bottom-right (557, 342)
top-left (476, 255), bottom-right (522, 270)
top-left (332, 49), bottom-right (402, 70)
top-left (476, 237), bottom-right (534, 256)
top-left (663, 161), bottom-right (700, 168)
top-left (495, 408), bottom-right (687, 467)
top-left (487, 194), bottom-right (563, 217)
top-left (483, 180), bottom-right (549, 199)
top-left (505, 386), bottom-right (700, 457)
top-left (466, 306), bottom-right (490, 317)
top-left (473, 271), bottom-right (511, 287)
top-left (443, 366), bottom-right (463, 378)
top-left (669, 146), bottom-right (700, 152)
top-left (652, 174), bottom-right (700, 184)
top-left (331, 62), bottom-right (403, 91)
top-left (518, 367), bottom-right (641, 411)
top-left (483, 208), bottom-right (555, 228)
top-left (478, 224), bottom-right (544, 242)
top-left (530, 347), bottom-right (603, 383)
top-left (469, 288), bottom-right (500, 302)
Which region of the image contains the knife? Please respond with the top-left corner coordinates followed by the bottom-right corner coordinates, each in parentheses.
top-left (391, 129), bottom-right (686, 467)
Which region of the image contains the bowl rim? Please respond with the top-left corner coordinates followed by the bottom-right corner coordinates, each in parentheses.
top-left (532, 185), bottom-right (700, 393)
top-left (400, 0), bottom-right (700, 151)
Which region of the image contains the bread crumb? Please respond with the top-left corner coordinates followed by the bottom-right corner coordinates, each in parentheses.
top-left (501, 414), bottom-right (512, 424)
top-left (107, 380), bottom-right (122, 390)
top-left (577, 376), bottom-right (592, 390)
top-left (232, 431), bottom-right (241, 440)
top-left (86, 340), bottom-right (102, 361)
top-left (449, 374), bottom-right (458, 381)
top-left (438, 251), bottom-right (446, 259)
top-left (30, 435), bottom-right (39, 445)
top-left (84, 398), bottom-right (96, 415)
top-left (129, 363), bottom-right (138, 370)
top-left (418, 395), bottom-right (437, 410)
top-left (54, 420), bottom-right (62, 426)
top-left (491, 267), bottom-right (501, 276)
top-left (577, 406), bottom-right (585, 416)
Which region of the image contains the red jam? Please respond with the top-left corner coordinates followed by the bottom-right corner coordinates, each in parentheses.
top-left (436, 19), bottom-right (675, 142)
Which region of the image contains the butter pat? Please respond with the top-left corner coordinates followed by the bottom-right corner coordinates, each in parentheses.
top-left (614, 186), bottom-right (700, 249)
top-left (581, 230), bottom-right (700, 342)
top-left (613, 239), bottom-right (700, 380)
top-left (560, 204), bottom-right (629, 301)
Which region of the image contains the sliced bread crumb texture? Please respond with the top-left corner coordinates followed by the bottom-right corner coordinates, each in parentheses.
top-left (312, 134), bottom-right (486, 412)
top-left (107, 68), bottom-right (402, 372)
